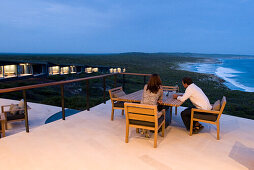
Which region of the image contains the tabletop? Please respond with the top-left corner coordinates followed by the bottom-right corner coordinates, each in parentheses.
top-left (118, 90), bottom-right (183, 107)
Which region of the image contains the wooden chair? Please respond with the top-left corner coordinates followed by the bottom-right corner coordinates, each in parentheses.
top-left (108, 87), bottom-right (126, 120)
top-left (190, 96), bottom-right (226, 140)
top-left (124, 103), bottom-right (166, 148)
top-left (0, 113), bottom-right (6, 138)
top-left (1, 104), bottom-right (28, 130)
top-left (162, 85), bottom-right (179, 115)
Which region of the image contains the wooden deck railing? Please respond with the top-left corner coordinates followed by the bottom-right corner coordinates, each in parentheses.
top-left (0, 72), bottom-right (151, 133)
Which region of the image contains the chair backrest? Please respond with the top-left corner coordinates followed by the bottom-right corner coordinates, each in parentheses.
top-left (162, 85), bottom-right (179, 92)
top-left (217, 96), bottom-right (226, 121)
top-left (124, 103), bottom-right (158, 128)
top-left (108, 87), bottom-right (125, 102)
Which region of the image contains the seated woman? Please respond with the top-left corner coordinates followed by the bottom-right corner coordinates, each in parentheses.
top-left (141, 73), bottom-right (163, 137)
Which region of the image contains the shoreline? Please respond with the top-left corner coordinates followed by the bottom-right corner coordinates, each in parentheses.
top-left (176, 58), bottom-right (254, 92)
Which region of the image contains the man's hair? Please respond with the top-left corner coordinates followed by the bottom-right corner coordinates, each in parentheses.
top-left (182, 77), bottom-right (193, 85)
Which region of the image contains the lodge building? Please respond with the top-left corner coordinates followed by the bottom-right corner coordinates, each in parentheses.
top-left (0, 60), bottom-right (125, 81)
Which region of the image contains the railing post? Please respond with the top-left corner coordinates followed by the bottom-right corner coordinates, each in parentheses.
top-left (114, 74), bottom-right (117, 88)
top-left (23, 90), bottom-right (29, 133)
top-left (86, 80), bottom-right (90, 111)
top-left (103, 77), bottom-right (106, 104)
top-left (122, 74), bottom-right (125, 91)
top-left (144, 76), bottom-right (146, 86)
top-left (61, 84), bottom-right (65, 120)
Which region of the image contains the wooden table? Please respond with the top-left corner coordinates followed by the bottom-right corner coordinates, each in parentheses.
top-left (118, 90), bottom-right (183, 126)
top-left (118, 90), bottom-right (182, 107)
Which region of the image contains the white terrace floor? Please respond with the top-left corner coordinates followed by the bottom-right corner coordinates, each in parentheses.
top-left (0, 98), bottom-right (254, 170)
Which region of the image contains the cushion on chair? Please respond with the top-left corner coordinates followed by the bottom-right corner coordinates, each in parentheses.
top-left (129, 115), bottom-right (165, 127)
top-left (113, 101), bottom-right (124, 108)
top-left (193, 112), bottom-right (218, 122)
top-left (18, 99), bottom-right (25, 108)
top-left (9, 104), bottom-right (19, 115)
top-left (6, 112), bottom-right (25, 121)
top-left (112, 91), bottom-right (126, 98)
top-left (212, 100), bottom-right (221, 111)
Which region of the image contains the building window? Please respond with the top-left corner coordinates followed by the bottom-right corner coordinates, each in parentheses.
top-left (49, 66), bottom-right (60, 75)
top-left (92, 68), bottom-right (98, 72)
top-left (85, 67), bottom-right (92, 73)
top-left (61, 67), bottom-right (69, 74)
top-left (0, 66), bottom-right (3, 78)
top-left (117, 68), bottom-right (121, 73)
top-left (4, 65), bottom-right (17, 78)
top-left (19, 63), bottom-right (33, 76)
top-left (109, 68), bottom-right (113, 73)
top-left (70, 66), bottom-right (76, 73)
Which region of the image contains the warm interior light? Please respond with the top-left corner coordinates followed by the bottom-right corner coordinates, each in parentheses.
top-left (85, 67), bottom-right (92, 73)
top-left (61, 67), bottom-right (69, 74)
top-left (92, 68), bottom-right (98, 72)
top-left (4, 65), bottom-right (17, 77)
top-left (109, 68), bottom-right (113, 73)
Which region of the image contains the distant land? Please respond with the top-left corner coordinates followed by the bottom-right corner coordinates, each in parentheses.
top-left (0, 52), bottom-right (254, 120)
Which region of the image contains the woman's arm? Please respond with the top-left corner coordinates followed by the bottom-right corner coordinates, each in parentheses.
top-left (158, 88), bottom-right (163, 101)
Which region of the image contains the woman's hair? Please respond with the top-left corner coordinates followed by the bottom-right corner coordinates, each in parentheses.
top-left (146, 74), bottom-right (162, 93)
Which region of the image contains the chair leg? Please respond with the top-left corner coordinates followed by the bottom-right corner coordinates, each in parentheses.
top-left (175, 107), bottom-right (177, 115)
top-left (111, 108), bottom-right (114, 121)
top-left (217, 122), bottom-right (220, 140)
top-left (154, 130), bottom-right (158, 148)
top-left (190, 118), bottom-right (193, 136)
top-left (5, 120), bottom-right (7, 130)
top-left (2, 122), bottom-right (5, 137)
top-left (161, 122), bottom-right (165, 137)
top-left (122, 110), bottom-right (124, 115)
top-left (136, 128), bottom-right (139, 133)
top-left (125, 126), bottom-right (129, 143)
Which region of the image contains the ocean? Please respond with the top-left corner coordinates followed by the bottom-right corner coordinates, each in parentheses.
top-left (179, 58), bottom-right (254, 92)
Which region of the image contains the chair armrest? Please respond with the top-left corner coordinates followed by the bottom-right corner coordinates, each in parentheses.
top-left (111, 97), bottom-right (123, 102)
top-left (1, 105), bottom-right (26, 113)
top-left (191, 108), bottom-right (220, 115)
top-left (1, 105), bottom-right (9, 113)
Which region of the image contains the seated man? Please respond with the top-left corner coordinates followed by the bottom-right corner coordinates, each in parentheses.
top-left (173, 77), bottom-right (212, 133)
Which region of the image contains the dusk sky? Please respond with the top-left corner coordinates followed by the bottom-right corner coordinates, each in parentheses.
top-left (0, 0), bottom-right (253, 55)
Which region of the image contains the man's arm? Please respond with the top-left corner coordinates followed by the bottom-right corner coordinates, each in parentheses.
top-left (176, 88), bottom-right (192, 102)
top-left (173, 94), bottom-right (182, 99)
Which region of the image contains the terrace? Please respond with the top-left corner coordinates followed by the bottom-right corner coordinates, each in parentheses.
top-left (0, 73), bottom-right (253, 170)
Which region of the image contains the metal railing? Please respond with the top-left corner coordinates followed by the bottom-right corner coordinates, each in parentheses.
top-left (0, 72), bottom-right (151, 133)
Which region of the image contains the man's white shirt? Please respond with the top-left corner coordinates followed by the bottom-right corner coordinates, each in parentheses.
top-left (177, 83), bottom-right (212, 110)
